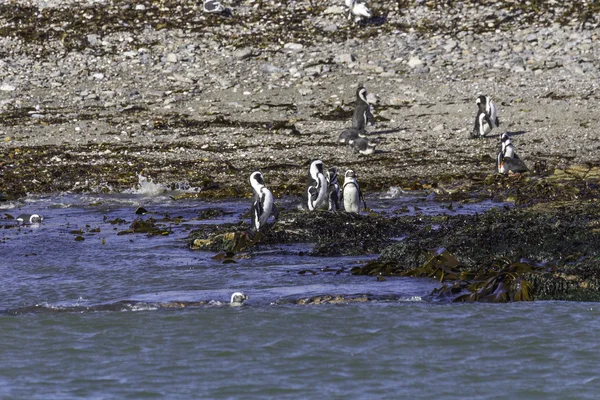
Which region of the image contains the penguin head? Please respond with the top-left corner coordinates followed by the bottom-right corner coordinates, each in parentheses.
top-left (250, 171), bottom-right (265, 187)
top-left (476, 95), bottom-right (487, 112)
top-left (310, 160), bottom-right (325, 177)
top-left (230, 292), bottom-right (248, 306)
top-left (356, 87), bottom-right (368, 104)
top-left (345, 169), bottom-right (357, 179)
top-left (500, 133), bottom-right (511, 151)
top-left (327, 167), bottom-right (338, 184)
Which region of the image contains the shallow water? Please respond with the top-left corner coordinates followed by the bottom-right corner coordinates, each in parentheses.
top-left (1, 188), bottom-right (597, 398)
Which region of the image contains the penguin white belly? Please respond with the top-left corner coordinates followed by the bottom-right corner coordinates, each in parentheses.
top-left (313, 174), bottom-right (328, 210)
top-left (260, 189), bottom-right (273, 226)
top-left (343, 186), bottom-right (360, 213)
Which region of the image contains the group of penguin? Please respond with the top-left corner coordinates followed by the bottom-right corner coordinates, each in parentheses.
top-left (250, 162), bottom-right (366, 232)
top-left (203, 0), bottom-right (372, 23)
top-left (471, 95), bottom-right (528, 175)
top-left (250, 90), bottom-right (529, 233)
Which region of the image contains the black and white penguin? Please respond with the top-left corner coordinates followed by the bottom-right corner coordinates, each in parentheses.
top-left (342, 169), bottom-right (367, 213)
top-left (230, 292), bottom-right (248, 306)
top-left (349, 137), bottom-right (376, 155)
top-left (203, 0), bottom-right (225, 13)
top-left (345, 0), bottom-right (372, 22)
top-left (338, 126), bottom-right (362, 144)
top-left (326, 167), bottom-right (341, 211)
top-left (250, 171), bottom-right (275, 232)
top-left (16, 213), bottom-right (43, 224)
top-left (497, 133), bottom-right (527, 174)
top-left (306, 160), bottom-right (329, 211)
top-left (472, 109), bottom-right (492, 138)
top-left (352, 86), bottom-right (375, 131)
top-left (477, 95), bottom-right (500, 128)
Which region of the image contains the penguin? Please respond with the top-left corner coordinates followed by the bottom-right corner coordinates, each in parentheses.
top-left (345, 0), bottom-right (372, 22)
top-left (497, 133), bottom-right (527, 174)
top-left (472, 109), bottom-right (492, 138)
top-left (326, 167), bottom-right (341, 211)
top-left (352, 86), bottom-right (375, 131)
top-left (342, 169), bottom-right (367, 213)
top-left (250, 171), bottom-right (275, 232)
top-left (230, 292), bottom-right (248, 306)
top-left (306, 160), bottom-right (329, 211)
top-left (338, 126), bottom-right (363, 144)
top-left (476, 95), bottom-right (500, 128)
top-left (348, 137), bottom-right (376, 155)
top-left (16, 214), bottom-right (43, 224)
top-left (203, 0), bottom-right (225, 13)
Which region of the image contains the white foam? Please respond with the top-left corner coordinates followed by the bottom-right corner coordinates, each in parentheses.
top-left (124, 173), bottom-right (166, 196)
top-left (380, 186), bottom-right (405, 199)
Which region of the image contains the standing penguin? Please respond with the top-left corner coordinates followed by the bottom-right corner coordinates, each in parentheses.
top-left (306, 160), bottom-right (329, 211)
top-left (477, 95), bottom-right (500, 128)
top-left (352, 86), bottom-right (375, 131)
top-left (472, 109), bottom-right (492, 138)
top-left (250, 171), bottom-right (275, 232)
top-left (342, 169), bottom-right (367, 213)
top-left (326, 167), bottom-right (341, 211)
top-left (497, 133), bottom-right (528, 174)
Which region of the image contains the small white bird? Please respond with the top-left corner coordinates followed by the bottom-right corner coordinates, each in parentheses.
top-left (250, 171), bottom-right (275, 232)
top-left (345, 0), bottom-right (372, 22)
top-left (230, 292), bottom-right (248, 306)
top-left (342, 170), bottom-right (367, 213)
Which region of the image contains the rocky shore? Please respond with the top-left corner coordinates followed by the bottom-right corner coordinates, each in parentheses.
top-left (2, 0), bottom-right (600, 301)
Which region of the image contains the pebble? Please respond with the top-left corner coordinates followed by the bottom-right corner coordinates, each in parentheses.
top-left (0, 83), bottom-right (16, 91)
top-left (234, 48), bottom-right (254, 60)
top-left (166, 53), bottom-right (178, 63)
top-left (408, 57), bottom-right (423, 68)
top-left (284, 43), bottom-right (303, 51)
top-left (335, 53), bottom-right (356, 63)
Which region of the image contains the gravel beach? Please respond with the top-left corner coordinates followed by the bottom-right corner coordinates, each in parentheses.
top-left (1, 0), bottom-right (600, 198)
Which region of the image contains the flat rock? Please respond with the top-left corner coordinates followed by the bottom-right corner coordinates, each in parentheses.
top-left (234, 48), bottom-right (254, 60)
top-left (408, 57), bottom-right (423, 68)
top-left (284, 43), bottom-right (303, 51)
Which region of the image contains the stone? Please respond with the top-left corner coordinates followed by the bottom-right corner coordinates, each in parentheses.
top-left (87, 34), bottom-right (99, 46)
top-left (92, 73), bottom-right (104, 80)
top-left (298, 87), bottom-right (313, 96)
top-left (323, 24), bottom-right (338, 32)
top-left (234, 48), bottom-right (253, 60)
top-left (433, 123), bottom-right (444, 132)
top-left (526, 33), bottom-right (537, 42)
top-left (324, 5), bottom-right (345, 14)
top-left (284, 43), bottom-right (303, 51)
top-left (408, 57), bottom-right (423, 68)
top-left (335, 53), bottom-right (356, 63)
top-left (0, 83), bottom-right (16, 91)
top-left (166, 53), bottom-right (178, 63)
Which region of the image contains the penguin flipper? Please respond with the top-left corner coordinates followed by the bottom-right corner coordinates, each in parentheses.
top-left (495, 117), bottom-right (500, 127)
top-left (366, 109), bottom-right (375, 126)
